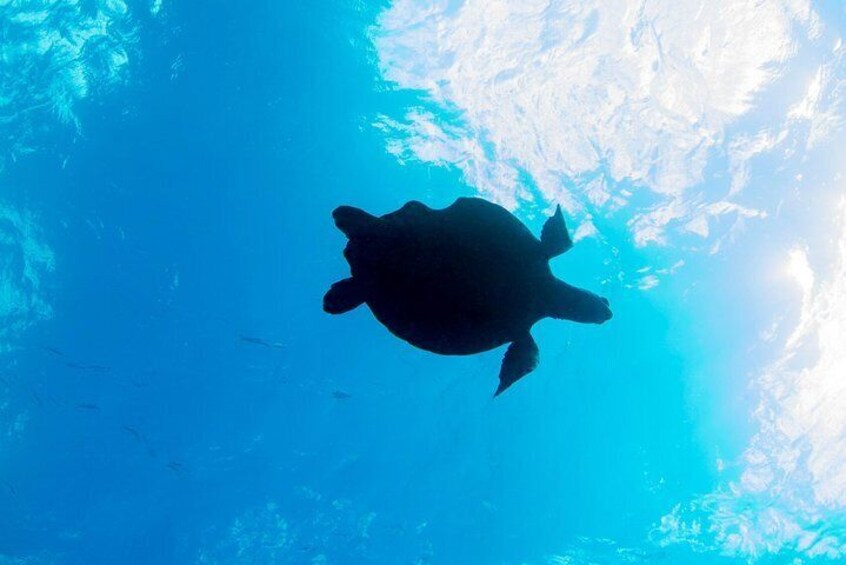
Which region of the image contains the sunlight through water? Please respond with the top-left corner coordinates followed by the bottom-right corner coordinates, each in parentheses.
top-left (657, 200), bottom-right (846, 560)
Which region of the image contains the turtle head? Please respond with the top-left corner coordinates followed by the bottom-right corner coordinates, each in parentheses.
top-left (547, 279), bottom-right (612, 324)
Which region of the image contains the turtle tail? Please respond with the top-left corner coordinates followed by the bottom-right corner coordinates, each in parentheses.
top-left (332, 206), bottom-right (380, 239)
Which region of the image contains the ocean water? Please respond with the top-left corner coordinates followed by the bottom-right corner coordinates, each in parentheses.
top-left (2, 1), bottom-right (846, 564)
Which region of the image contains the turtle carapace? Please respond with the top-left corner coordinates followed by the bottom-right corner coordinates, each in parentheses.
top-left (324, 197), bottom-right (612, 396)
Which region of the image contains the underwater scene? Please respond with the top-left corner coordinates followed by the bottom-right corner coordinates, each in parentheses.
top-left (3, 1), bottom-right (846, 563)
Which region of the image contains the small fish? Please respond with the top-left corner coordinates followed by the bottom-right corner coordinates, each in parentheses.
top-left (122, 425), bottom-right (142, 441)
top-left (167, 461), bottom-right (184, 474)
top-left (30, 390), bottom-right (43, 407)
top-left (39, 345), bottom-right (64, 356)
top-left (239, 335), bottom-right (285, 350)
top-left (239, 335), bottom-right (265, 346)
top-left (332, 390), bottom-right (352, 400)
top-left (76, 403), bottom-right (100, 411)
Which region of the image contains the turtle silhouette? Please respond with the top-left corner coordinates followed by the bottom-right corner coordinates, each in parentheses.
top-left (324, 197), bottom-right (612, 396)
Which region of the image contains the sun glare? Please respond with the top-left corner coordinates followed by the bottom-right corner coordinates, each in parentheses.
top-left (787, 247), bottom-right (815, 293)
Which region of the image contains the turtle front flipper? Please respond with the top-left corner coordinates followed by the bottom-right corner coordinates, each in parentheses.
top-left (540, 205), bottom-right (573, 258)
top-left (323, 278), bottom-right (365, 314)
top-left (494, 334), bottom-right (539, 396)
top-left (333, 206), bottom-right (380, 239)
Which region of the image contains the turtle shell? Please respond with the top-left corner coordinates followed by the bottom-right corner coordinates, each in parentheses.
top-left (343, 198), bottom-right (553, 355)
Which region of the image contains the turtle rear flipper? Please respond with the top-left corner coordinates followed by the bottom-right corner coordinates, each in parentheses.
top-left (324, 278), bottom-right (365, 314)
top-left (494, 334), bottom-right (539, 396)
top-left (540, 205), bottom-right (573, 258)
top-left (333, 206), bottom-right (380, 239)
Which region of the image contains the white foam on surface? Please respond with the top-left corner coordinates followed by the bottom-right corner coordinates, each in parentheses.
top-left (373, 0), bottom-right (819, 245)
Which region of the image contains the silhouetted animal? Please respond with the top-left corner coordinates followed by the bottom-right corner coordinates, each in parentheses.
top-left (324, 198), bottom-right (612, 395)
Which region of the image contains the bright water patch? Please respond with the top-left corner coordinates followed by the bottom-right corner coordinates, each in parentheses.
top-left (195, 497), bottom-right (433, 564)
top-left (0, 0), bottom-right (145, 344)
top-left (0, 204), bottom-right (53, 352)
top-left (372, 0), bottom-right (822, 247)
top-left (0, 0), bottom-right (135, 167)
top-left (655, 202), bottom-right (846, 561)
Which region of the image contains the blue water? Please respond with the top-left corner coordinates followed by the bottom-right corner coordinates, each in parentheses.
top-left (0, 2), bottom-right (816, 564)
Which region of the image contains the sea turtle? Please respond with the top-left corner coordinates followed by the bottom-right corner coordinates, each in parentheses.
top-left (324, 197), bottom-right (612, 396)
